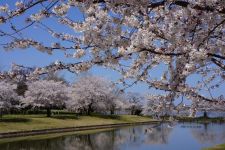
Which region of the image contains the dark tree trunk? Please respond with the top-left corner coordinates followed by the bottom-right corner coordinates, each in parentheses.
top-left (135, 109), bottom-right (142, 115)
top-left (87, 104), bottom-right (93, 115)
top-left (110, 109), bottom-right (114, 115)
top-left (87, 106), bottom-right (91, 115)
top-left (47, 108), bottom-right (51, 117)
top-left (87, 109), bottom-right (90, 115)
top-left (0, 110), bottom-right (2, 119)
top-left (203, 111), bottom-right (208, 118)
top-left (131, 109), bottom-right (135, 115)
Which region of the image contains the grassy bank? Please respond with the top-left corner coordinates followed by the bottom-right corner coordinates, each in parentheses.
top-left (203, 143), bottom-right (225, 150)
top-left (176, 116), bottom-right (225, 123)
top-left (0, 114), bottom-right (154, 133)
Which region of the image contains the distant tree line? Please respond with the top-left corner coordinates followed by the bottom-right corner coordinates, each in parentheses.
top-left (0, 74), bottom-right (145, 117)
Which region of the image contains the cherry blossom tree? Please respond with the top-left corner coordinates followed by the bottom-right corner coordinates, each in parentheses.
top-left (0, 80), bottom-right (20, 118)
top-left (102, 88), bottom-right (125, 115)
top-left (191, 95), bottom-right (225, 117)
top-left (126, 92), bottom-right (144, 115)
top-left (67, 75), bottom-right (123, 115)
top-left (42, 71), bottom-right (68, 84)
top-left (143, 94), bottom-right (175, 118)
top-left (23, 80), bottom-right (69, 117)
top-left (0, 0), bottom-right (224, 114)
top-left (7, 64), bottom-right (35, 96)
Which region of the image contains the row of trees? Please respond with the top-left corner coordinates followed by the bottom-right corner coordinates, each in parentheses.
top-left (2, 72), bottom-right (223, 118)
top-left (0, 75), bottom-right (144, 117)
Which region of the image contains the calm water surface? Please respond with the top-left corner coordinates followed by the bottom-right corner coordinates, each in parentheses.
top-left (0, 123), bottom-right (225, 150)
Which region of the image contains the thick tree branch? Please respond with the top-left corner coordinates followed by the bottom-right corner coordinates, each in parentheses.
top-left (208, 53), bottom-right (225, 60)
top-left (211, 58), bottom-right (225, 70)
top-left (89, 0), bottom-right (225, 14)
top-left (2, 0), bottom-right (225, 23)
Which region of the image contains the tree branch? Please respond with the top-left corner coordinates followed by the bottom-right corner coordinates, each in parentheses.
top-left (211, 58), bottom-right (225, 70)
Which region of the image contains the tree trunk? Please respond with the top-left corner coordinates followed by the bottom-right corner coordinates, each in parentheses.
top-left (131, 109), bottom-right (135, 115)
top-left (47, 108), bottom-right (51, 117)
top-left (87, 104), bottom-right (92, 115)
top-left (203, 111), bottom-right (208, 118)
top-left (87, 109), bottom-right (90, 115)
top-left (110, 109), bottom-right (114, 115)
top-left (0, 109), bottom-right (2, 119)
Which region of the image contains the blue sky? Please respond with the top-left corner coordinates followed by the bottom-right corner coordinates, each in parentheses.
top-left (0, 0), bottom-right (224, 101)
top-left (0, 0), bottom-right (154, 94)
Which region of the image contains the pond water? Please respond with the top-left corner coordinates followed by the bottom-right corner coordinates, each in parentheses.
top-left (0, 123), bottom-right (225, 150)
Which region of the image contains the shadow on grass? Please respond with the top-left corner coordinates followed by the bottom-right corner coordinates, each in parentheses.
top-left (51, 115), bottom-right (79, 120)
top-left (0, 118), bottom-right (31, 123)
top-left (91, 114), bottom-right (122, 120)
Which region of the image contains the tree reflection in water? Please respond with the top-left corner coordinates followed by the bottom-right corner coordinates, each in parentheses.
top-left (143, 123), bottom-right (173, 145)
top-left (63, 132), bottom-right (117, 150)
top-left (191, 123), bottom-right (225, 144)
top-left (0, 123), bottom-right (225, 150)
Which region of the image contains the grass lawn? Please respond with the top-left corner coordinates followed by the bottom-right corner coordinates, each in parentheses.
top-left (203, 144), bottom-right (225, 150)
top-left (0, 114), bottom-right (154, 133)
top-left (176, 116), bottom-right (225, 123)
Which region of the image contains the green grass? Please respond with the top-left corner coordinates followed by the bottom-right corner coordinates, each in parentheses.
top-left (0, 114), bottom-right (154, 133)
top-left (175, 116), bottom-right (225, 123)
top-left (203, 144), bottom-right (225, 150)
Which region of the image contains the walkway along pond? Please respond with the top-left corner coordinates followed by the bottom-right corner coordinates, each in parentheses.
top-left (0, 121), bottom-right (159, 139)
